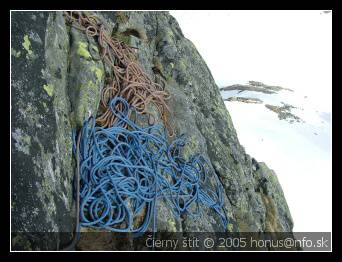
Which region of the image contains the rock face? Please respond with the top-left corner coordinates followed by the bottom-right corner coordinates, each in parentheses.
top-left (11, 11), bottom-right (293, 250)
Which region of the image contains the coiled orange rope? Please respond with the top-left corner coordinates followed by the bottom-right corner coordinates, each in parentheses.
top-left (64, 11), bottom-right (174, 137)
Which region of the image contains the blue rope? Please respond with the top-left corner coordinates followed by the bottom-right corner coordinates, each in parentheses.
top-left (74, 96), bottom-right (228, 233)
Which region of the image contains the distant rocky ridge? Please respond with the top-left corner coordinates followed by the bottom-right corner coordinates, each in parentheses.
top-left (226, 96), bottom-right (263, 104)
top-left (221, 81), bottom-right (303, 124)
top-left (220, 81), bottom-right (294, 94)
top-left (265, 103), bottom-right (304, 124)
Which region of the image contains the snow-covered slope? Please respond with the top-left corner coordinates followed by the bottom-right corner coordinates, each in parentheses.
top-left (221, 82), bottom-right (332, 232)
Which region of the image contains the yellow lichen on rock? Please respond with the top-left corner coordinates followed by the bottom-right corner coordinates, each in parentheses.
top-left (77, 41), bottom-right (91, 59)
top-left (22, 35), bottom-right (34, 59)
top-left (90, 66), bottom-right (104, 82)
top-left (43, 84), bottom-right (54, 97)
top-left (11, 48), bottom-right (21, 58)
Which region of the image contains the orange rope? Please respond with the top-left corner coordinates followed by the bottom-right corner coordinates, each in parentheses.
top-left (64, 11), bottom-right (174, 136)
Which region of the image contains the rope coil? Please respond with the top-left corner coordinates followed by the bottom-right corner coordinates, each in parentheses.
top-left (75, 97), bottom-right (228, 233)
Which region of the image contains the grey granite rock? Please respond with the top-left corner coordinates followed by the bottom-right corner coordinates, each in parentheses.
top-left (11, 11), bottom-right (293, 251)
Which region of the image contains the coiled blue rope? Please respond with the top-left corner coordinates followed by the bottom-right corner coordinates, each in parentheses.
top-left (73, 96), bottom-right (228, 233)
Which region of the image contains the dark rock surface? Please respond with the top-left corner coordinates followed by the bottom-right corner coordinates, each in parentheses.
top-left (11, 11), bottom-right (293, 250)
